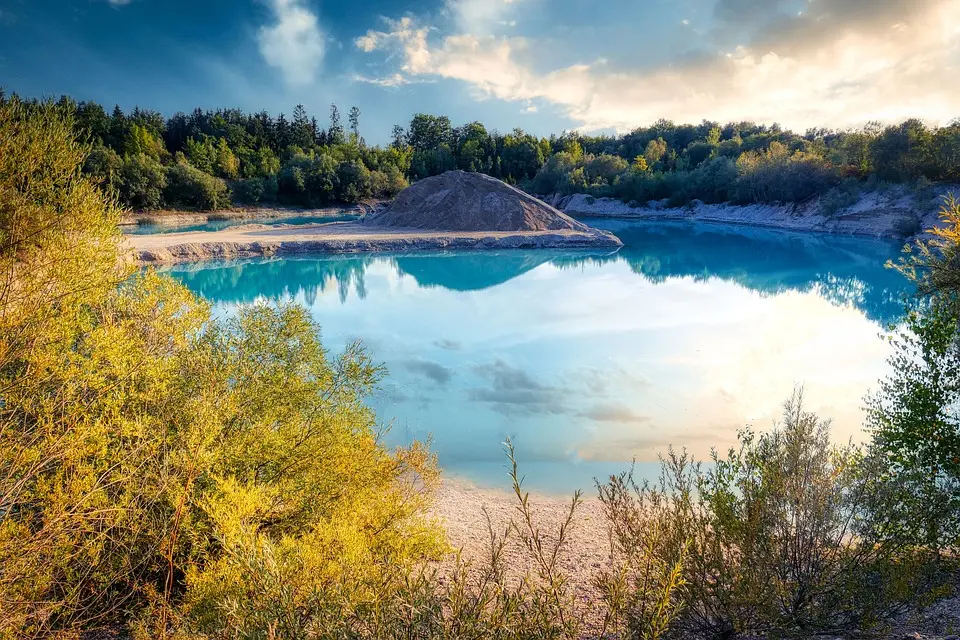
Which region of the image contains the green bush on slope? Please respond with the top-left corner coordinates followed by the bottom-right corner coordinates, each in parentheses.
top-left (0, 96), bottom-right (442, 638)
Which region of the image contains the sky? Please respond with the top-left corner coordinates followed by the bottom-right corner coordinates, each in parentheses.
top-left (1, 0), bottom-right (959, 145)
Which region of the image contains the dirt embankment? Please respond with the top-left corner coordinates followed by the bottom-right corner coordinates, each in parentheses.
top-left (545, 185), bottom-right (959, 240)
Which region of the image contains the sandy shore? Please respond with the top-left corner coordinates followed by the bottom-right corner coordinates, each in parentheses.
top-left (126, 221), bottom-right (623, 264)
top-left (431, 479), bottom-right (611, 634)
top-left (433, 479), bottom-right (960, 639)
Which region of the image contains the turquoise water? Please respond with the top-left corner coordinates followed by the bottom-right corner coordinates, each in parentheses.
top-left (125, 213), bottom-right (360, 235)
top-left (164, 220), bottom-right (909, 493)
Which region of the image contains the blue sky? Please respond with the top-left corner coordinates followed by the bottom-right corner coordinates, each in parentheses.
top-left (1, 0), bottom-right (958, 144)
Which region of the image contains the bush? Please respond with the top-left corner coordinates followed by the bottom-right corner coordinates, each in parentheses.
top-left (118, 153), bottom-right (167, 210)
top-left (278, 165), bottom-right (308, 205)
top-left (735, 143), bottom-right (840, 204)
top-left (584, 154), bottom-right (628, 184)
top-left (336, 159), bottom-right (371, 202)
top-left (234, 177), bottom-right (266, 205)
top-left (83, 143), bottom-right (122, 192)
top-left (865, 296), bottom-right (960, 549)
top-left (164, 161), bottom-right (230, 210)
top-left (1, 101), bottom-right (444, 636)
top-left (531, 152), bottom-right (577, 194)
top-left (819, 177), bottom-right (862, 216)
top-left (596, 466), bottom-right (688, 639)
top-left (598, 391), bottom-right (937, 639)
top-left (181, 440), bottom-right (585, 639)
top-left (368, 165), bottom-right (408, 199)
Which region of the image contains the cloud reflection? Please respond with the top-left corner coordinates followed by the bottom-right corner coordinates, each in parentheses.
top-left (166, 221), bottom-right (909, 492)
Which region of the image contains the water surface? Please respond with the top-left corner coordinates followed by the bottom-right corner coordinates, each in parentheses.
top-left (125, 212), bottom-right (360, 235)
top-left (165, 220), bottom-right (909, 492)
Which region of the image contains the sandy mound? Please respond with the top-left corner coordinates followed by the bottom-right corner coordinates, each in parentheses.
top-left (370, 170), bottom-right (590, 232)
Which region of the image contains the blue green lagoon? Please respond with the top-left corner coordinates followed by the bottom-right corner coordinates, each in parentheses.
top-left (125, 213), bottom-right (360, 235)
top-left (165, 220), bottom-right (910, 492)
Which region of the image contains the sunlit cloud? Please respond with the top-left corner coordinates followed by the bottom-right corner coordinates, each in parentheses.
top-left (356, 0), bottom-right (960, 132)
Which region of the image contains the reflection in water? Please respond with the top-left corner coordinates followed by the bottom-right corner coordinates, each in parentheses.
top-left (165, 220), bottom-right (910, 493)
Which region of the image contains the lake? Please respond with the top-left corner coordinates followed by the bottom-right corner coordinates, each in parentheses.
top-left (124, 213), bottom-right (360, 235)
top-left (164, 219), bottom-right (910, 493)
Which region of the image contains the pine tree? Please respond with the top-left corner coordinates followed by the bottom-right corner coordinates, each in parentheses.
top-left (276, 113), bottom-right (291, 151)
top-left (293, 104), bottom-right (312, 149)
top-left (348, 106), bottom-right (361, 146)
top-left (328, 104), bottom-right (345, 145)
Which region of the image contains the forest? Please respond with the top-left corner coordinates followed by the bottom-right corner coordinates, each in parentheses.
top-left (7, 91), bottom-right (959, 213)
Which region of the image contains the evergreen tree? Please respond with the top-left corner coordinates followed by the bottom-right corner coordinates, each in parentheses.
top-left (292, 103), bottom-right (312, 149)
top-left (348, 106), bottom-right (361, 146)
top-left (276, 112), bottom-right (291, 150)
top-left (328, 104), bottom-right (345, 145)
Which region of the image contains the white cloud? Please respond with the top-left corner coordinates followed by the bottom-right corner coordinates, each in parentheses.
top-left (353, 72), bottom-right (417, 87)
top-left (107, 0), bottom-right (134, 5)
top-left (258, 0), bottom-right (325, 86)
top-left (354, 17), bottom-right (433, 74)
top-left (356, 1), bottom-right (960, 133)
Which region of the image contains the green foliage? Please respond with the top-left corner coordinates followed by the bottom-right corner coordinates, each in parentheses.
top-left (184, 136), bottom-right (216, 174)
top-left (407, 113), bottom-right (453, 152)
top-left (501, 129), bottom-right (545, 181)
top-left (870, 196), bottom-right (960, 549)
top-left (872, 119), bottom-right (934, 182)
top-left (0, 99), bottom-right (444, 637)
top-left (596, 469), bottom-right (688, 639)
top-left (124, 123), bottom-right (167, 159)
top-left (819, 177), bottom-right (862, 216)
top-left (164, 161), bottom-right (230, 211)
top-left (83, 143), bottom-right (123, 193)
top-left (644, 138), bottom-right (668, 170)
top-left (734, 141), bottom-right (839, 203)
top-left (49, 93), bottom-right (959, 212)
top-left (866, 301), bottom-right (960, 549)
top-left (598, 392), bottom-right (935, 639)
top-left (584, 154), bottom-right (628, 184)
top-left (233, 177), bottom-right (267, 205)
top-left (118, 153), bottom-right (168, 210)
top-left (898, 194), bottom-right (960, 299)
top-left (411, 146), bottom-right (457, 180)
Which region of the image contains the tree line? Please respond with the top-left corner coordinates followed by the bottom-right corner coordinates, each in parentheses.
top-left (392, 113), bottom-right (960, 209)
top-left (5, 90), bottom-right (958, 214)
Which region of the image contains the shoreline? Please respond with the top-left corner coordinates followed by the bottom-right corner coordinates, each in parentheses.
top-left (118, 203), bottom-right (379, 230)
top-left (121, 183), bottom-right (958, 246)
top-left (126, 221), bottom-right (623, 265)
top-left (548, 187), bottom-right (958, 241)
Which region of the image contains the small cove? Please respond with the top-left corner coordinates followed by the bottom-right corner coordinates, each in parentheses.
top-left (124, 212), bottom-right (361, 235)
top-left (162, 219), bottom-right (910, 493)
